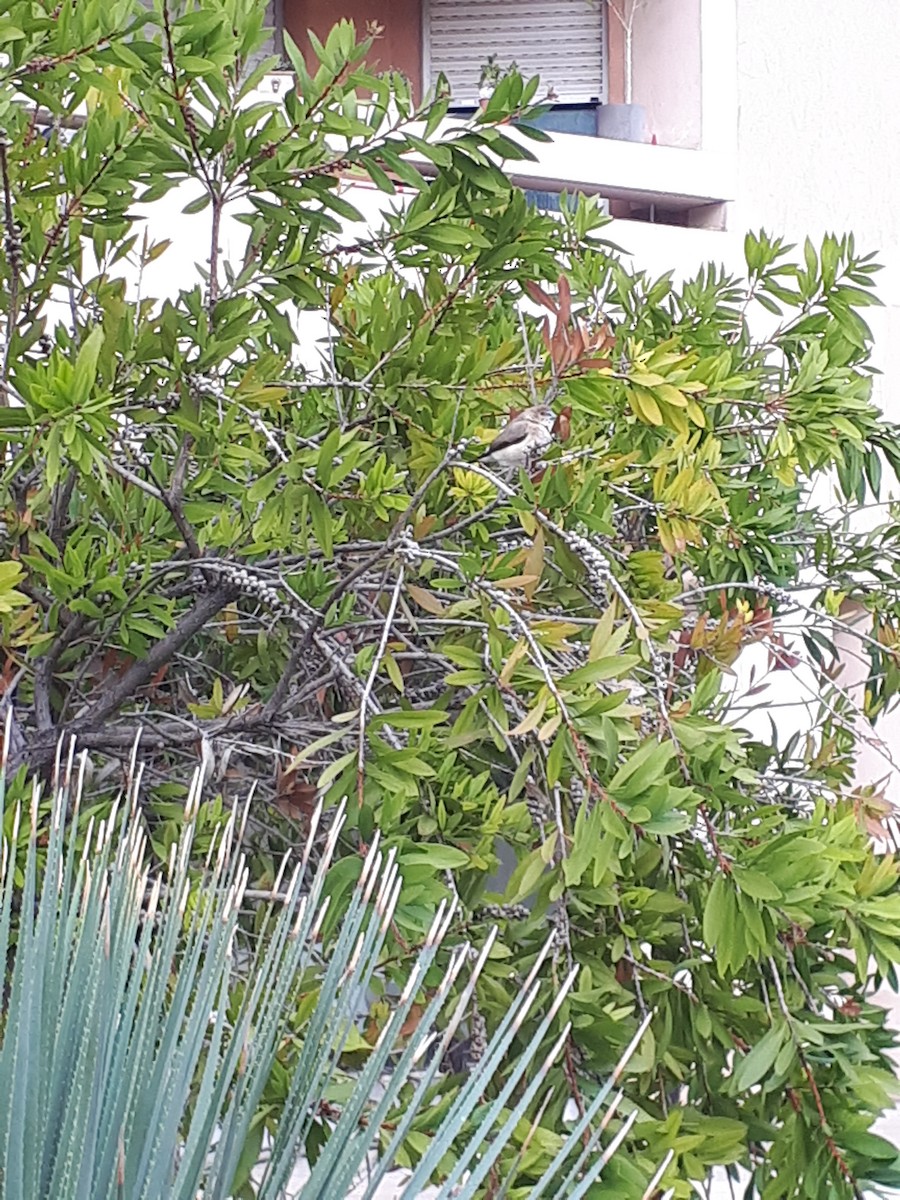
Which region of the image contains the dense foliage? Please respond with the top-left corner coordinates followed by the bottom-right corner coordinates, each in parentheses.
top-left (3, 1), bottom-right (900, 1195)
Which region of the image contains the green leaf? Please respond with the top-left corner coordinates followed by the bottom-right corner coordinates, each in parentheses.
top-left (703, 874), bottom-right (729, 949)
top-left (733, 1024), bottom-right (788, 1092)
top-left (182, 192), bottom-right (211, 214)
top-left (733, 867), bottom-right (783, 902)
top-left (317, 427), bottom-right (342, 487)
top-left (368, 710), bottom-right (448, 729)
top-left (309, 493), bottom-right (334, 559)
top-left (70, 326), bottom-right (105, 406)
top-left (608, 738), bottom-right (675, 797)
top-left (546, 728), bottom-right (567, 788)
top-left (561, 655), bottom-right (641, 688)
top-left (401, 845), bottom-right (470, 869)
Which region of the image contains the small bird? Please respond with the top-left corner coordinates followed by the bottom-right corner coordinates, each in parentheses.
top-left (478, 403), bottom-right (556, 472)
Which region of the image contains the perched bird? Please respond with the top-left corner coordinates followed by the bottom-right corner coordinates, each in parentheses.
top-left (478, 403), bottom-right (556, 472)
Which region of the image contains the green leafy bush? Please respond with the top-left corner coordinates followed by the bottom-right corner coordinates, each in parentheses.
top-left (2, 2), bottom-right (900, 1195)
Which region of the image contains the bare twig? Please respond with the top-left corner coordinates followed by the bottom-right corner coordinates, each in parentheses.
top-left (160, 0), bottom-right (215, 195)
top-left (208, 193), bottom-right (222, 312)
top-left (21, 135), bottom-right (138, 326)
top-left (47, 471), bottom-right (77, 549)
top-left (167, 432), bottom-right (203, 559)
top-left (101, 449), bottom-right (204, 560)
top-left (605, 0), bottom-right (648, 104)
top-left (323, 285), bottom-right (345, 429)
top-left (100, 454), bottom-right (167, 502)
top-left (517, 307), bottom-right (539, 405)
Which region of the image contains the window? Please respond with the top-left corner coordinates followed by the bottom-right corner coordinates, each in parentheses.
top-left (283, 0), bottom-right (423, 96)
top-left (425, 0), bottom-right (606, 107)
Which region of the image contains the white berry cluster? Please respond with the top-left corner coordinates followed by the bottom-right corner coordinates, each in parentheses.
top-left (476, 902), bottom-right (531, 922)
top-left (193, 562), bottom-right (296, 619)
top-left (566, 527), bottom-right (613, 585)
top-left (467, 1006), bottom-right (488, 1065)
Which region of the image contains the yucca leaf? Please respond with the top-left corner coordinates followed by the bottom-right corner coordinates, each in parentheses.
top-left (0, 737), bottom-right (649, 1198)
top-left (529, 1014), bottom-right (653, 1200)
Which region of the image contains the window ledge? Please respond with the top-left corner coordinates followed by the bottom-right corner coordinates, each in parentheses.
top-left (500, 129), bottom-right (736, 212)
top-left (404, 120), bottom-right (735, 221)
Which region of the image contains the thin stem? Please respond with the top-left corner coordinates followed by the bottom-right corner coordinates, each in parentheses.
top-left (208, 193), bottom-right (222, 312)
top-left (0, 134), bottom-right (20, 396)
top-left (768, 957), bottom-right (860, 1194)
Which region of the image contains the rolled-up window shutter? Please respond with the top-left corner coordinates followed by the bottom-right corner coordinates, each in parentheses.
top-left (426, 0), bottom-right (606, 105)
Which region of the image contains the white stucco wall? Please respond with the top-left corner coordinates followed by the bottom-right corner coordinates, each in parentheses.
top-left (633, 0), bottom-right (703, 148)
top-left (620, 0), bottom-right (900, 391)
top-left (737, 0), bottom-right (900, 796)
top-left (733, 0), bottom-right (900, 408)
top-left (613, 0), bottom-right (900, 399)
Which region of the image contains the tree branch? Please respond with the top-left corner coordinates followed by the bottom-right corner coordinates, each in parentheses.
top-left (166, 433), bottom-right (203, 558)
top-left (73, 584), bottom-right (236, 730)
top-left (33, 611), bottom-right (88, 731)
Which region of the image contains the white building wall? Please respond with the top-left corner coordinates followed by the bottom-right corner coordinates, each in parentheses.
top-left (620, 0), bottom-right (900, 395)
top-left (633, 0), bottom-right (703, 148)
top-left (732, 0), bottom-right (900, 404)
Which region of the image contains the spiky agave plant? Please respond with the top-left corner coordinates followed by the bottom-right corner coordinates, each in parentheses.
top-left (0, 735), bottom-right (656, 1200)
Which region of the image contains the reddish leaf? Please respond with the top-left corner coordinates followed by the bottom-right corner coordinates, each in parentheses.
top-left (595, 320), bottom-right (616, 349)
top-left (399, 1002), bottom-right (426, 1039)
top-left (614, 959), bottom-right (634, 985)
top-left (274, 761), bottom-right (318, 823)
top-left (413, 513), bottom-right (437, 538)
top-left (523, 279), bottom-right (558, 314)
top-left (553, 408), bottom-right (571, 442)
top-left (407, 584), bottom-right (446, 616)
top-left (151, 664), bottom-right (169, 688)
top-left (551, 320), bottom-right (572, 368)
top-left (100, 650), bottom-right (135, 679)
top-left (0, 656), bottom-right (18, 695)
top-left (222, 602), bottom-right (239, 644)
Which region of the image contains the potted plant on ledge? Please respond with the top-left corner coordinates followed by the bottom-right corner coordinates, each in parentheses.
top-left (598, 0), bottom-right (650, 142)
top-left (478, 53), bottom-right (519, 110)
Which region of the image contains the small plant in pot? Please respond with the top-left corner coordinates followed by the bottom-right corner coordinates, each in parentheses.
top-left (478, 53), bottom-right (519, 109)
top-left (599, 0), bottom-right (650, 142)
